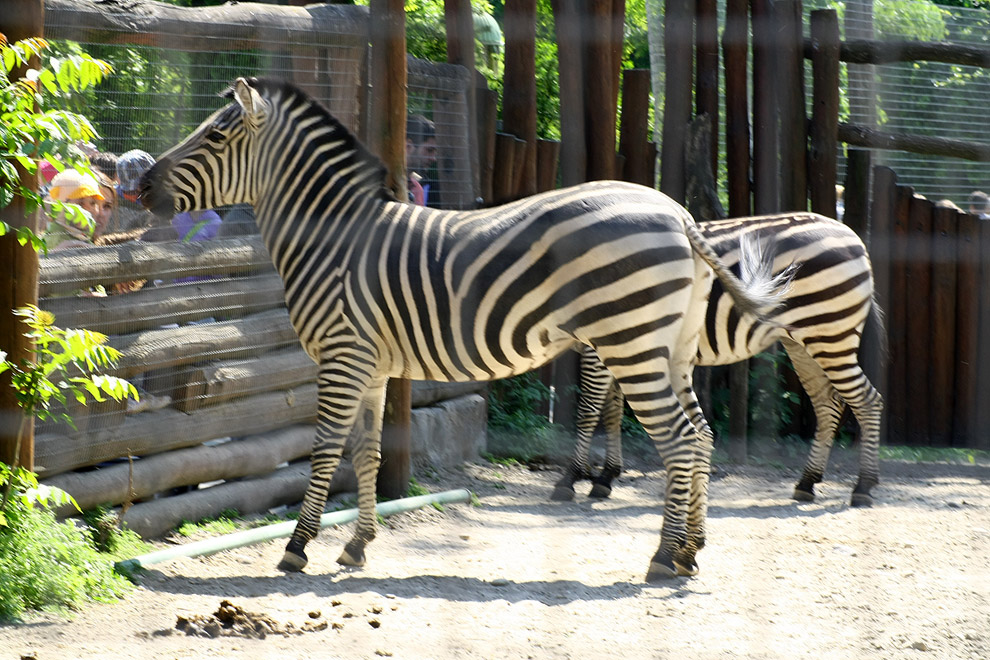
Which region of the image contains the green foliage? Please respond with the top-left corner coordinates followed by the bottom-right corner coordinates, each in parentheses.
top-left (487, 372), bottom-right (570, 463)
top-left (81, 506), bottom-right (150, 558)
top-left (0, 505), bottom-right (132, 620)
top-left (0, 36), bottom-right (112, 248)
top-left (879, 445), bottom-right (989, 465)
top-left (176, 509), bottom-right (241, 538)
top-left (0, 306), bottom-right (138, 430)
top-left (876, 0), bottom-right (948, 41)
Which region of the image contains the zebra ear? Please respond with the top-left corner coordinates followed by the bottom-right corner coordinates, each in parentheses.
top-left (233, 77), bottom-right (269, 123)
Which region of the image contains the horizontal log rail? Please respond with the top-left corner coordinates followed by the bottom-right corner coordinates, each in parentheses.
top-left (803, 37), bottom-right (990, 68)
top-left (838, 122), bottom-right (990, 162)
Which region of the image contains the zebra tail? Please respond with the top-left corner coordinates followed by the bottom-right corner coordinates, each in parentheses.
top-left (684, 222), bottom-right (794, 320)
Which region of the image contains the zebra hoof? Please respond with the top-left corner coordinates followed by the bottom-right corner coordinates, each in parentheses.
top-left (792, 487), bottom-right (816, 502)
top-left (277, 549), bottom-right (308, 572)
top-left (850, 492), bottom-right (874, 508)
top-left (645, 561), bottom-right (679, 582)
top-left (337, 541), bottom-right (366, 567)
top-left (550, 485), bottom-right (576, 502)
top-left (588, 482), bottom-right (612, 499)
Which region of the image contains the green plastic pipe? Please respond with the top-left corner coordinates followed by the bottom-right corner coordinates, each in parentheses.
top-left (115, 488), bottom-right (473, 573)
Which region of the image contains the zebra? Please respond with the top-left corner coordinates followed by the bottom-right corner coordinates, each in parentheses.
top-left (140, 77), bottom-right (787, 581)
top-left (551, 212), bottom-right (884, 508)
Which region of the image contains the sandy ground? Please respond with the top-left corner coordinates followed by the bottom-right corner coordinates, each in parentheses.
top-left (1, 447), bottom-right (988, 660)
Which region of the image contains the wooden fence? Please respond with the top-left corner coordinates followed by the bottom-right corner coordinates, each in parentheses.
top-left (869, 168), bottom-right (990, 450)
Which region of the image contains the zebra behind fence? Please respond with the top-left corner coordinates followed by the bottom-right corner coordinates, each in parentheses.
top-left (552, 212), bottom-right (884, 507)
top-left (141, 77), bottom-right (787, 581)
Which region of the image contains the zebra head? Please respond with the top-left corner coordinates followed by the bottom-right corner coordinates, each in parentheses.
top-left (140, 77), bottom-right (275, 217)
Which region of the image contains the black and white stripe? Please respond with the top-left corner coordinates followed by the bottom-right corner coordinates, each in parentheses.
top-left (553, 212), bottom-right (884, 507)
top-left (142, 77), bottom-right (785, 581)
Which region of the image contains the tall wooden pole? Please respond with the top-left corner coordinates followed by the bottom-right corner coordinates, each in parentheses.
top-left (552, 0), bottom-right (587, 187)
top-left (502, 0), bottom-right (538, 198)
top-left (0, 0), bottom-right (44, 472)
top-left (660, 0), bottom-right (693, 202)
top-left (369, 0), bottom-right (410, 499)
top-left (444, 0), bottom-right (480, 201)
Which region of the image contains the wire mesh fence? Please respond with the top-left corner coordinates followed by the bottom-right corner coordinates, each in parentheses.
top-left (34, 0), bottom-right (480, 485)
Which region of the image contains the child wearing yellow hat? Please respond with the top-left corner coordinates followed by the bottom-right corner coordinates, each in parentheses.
top-left (45, 168), bottom-right (105, 250)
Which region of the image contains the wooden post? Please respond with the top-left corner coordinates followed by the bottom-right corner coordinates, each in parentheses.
top-left (695, 0), bottom-right (719, 173)
top-left (584, 0), bottom-right (620, 182)
top-left (809, 9), bottom-right (840, 218)
top-left (904, 194), bottom-right (933, 446)
top-left (369, 0), bottom-right (410, 499)
top-left (975, 220), bottom-right (990, 451)
top-left (618, 69), bottom-right (652, 187)
top-left (502, 0), bottom-right (537, 199)
top-left (751, 0), bottom-right (779, 215)
top-left (551, 0), bottom-right (587, 187)
top-left (722, 0), bottom-right (750, 460)
top-left (886, 182), bottom-right (913, 445)
top-left (444, 0), bottom-right (479, 200)
top-left (660, 0), bottom-right (693, 202)
top-left (777, 0), bottom-right (807, 213)
top-left (867, 166), bottom-right (896, 444)
top-left (0, 0), bottom-right (44, 472)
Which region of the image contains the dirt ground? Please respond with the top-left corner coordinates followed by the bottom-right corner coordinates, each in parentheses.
top-left (2, 446), bottom-right (988, 660)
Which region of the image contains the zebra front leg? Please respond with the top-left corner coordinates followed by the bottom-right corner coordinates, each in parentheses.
top-left (337, 384), bottom-right (386, 566)
top-left (279, 442), bottom-right (344, 572)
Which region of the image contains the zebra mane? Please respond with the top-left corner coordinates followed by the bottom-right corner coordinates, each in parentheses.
top-left (221, 77), bottom-right (395, 202)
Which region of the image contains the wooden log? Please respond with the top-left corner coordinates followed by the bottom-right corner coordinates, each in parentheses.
top-left (445, 0), bottom-right (479, 200)
top-left (953, 213), bottom-right (981, 447)
top-left (43, 272), bottom-right (286, 335)
top-left (551, 0), bottom-right (587, 187)
top-left (752, 0), bottom-right (781, 214)
top-left (584, 0), bottom-right (620, 182)
top-left (928, 203), bottom-right (958, 447)
top-left (536, 139), bottom-right (560, 193)
top-left (492, 132), bottom-right (520, 204)
top-left (809, 10), bottom-right (840, 218)
top-left (904, 194), bottom-right (934, 446)
top-left (777, 0), bottom-right (807, 213)
top-left (35, 383), bottom-right (318, 478)
top-left (478, 85), bottom-right (499, 204)
top-left (886, 183), bottom-right (913, 445)
top-left (108, 308), bottom-right (299, 379)
top-left (618, 69), bottom-right (653, 188)
top-left (38, 235), bottom-right (273, 295)
top-left (44, 425), bottom-right (317, 512)
top-left (843, 149), bottom-right (872, 238)
top-left (171, 347), bottom-right (317, 413)
top-left (723, 0), bottom-right (751, 218)
top-left (660, 0), bottom-right (693, 201)
top-left (838, 123), bottom-right (990, 162)
top-left (44, 0), bottom-right (368, 51)
top-left (695, 0), bottom-right (719, 172)
top-left (119, 461), bottom-right (357, 539)
top-left (502, 0), bottom-right (538, 198)
top-left (802, 37), bottom-right (990, 69)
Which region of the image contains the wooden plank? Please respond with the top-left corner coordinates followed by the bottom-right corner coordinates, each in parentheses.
top-left (953, 213), bottom-right (981, 447)
top-left (777, 0), bottom-right (808, 213)
top-left (551, 0), bottom-right (587, 187)
top-left (584, 0), bottom-right (620, 182)
top-left (477, 86), bottom-right (499, 204)
top-left (867, 167), bottom-right (896, 443)
top-left (695, 0), bottom-right (719, 172)
top-left (904, 194), bottom-right (934, 445)
top-left (886, 183), bottom-right (913, 445)
top-left (975, 221), bottom-right (990, 451)
top-left (536, 139), bottom-right (561, 193)
top-left (492, 132), bottom-right (520, 204)
top-left (928, 204), bottom-right (958, 446)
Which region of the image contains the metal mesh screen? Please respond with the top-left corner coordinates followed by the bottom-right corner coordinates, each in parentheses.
top-left (34, 0), bottom-right (476, 477)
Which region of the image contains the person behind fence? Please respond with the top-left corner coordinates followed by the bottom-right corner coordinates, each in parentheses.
top-left (44, 168), bottom-right (106, 251)
top-left (116, 148), bottom-right (170, 235)
top-left (968, 190), bottom-right (990, 220)
top-left (406, 113), bottom-right (439, 206)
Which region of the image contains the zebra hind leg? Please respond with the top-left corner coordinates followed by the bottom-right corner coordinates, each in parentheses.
top-left (278, 438), bottom-right (344, 572)
top-left (588, 378), bottom-right (624, 499)
top-left (336, 390), bottom-right (386, 567)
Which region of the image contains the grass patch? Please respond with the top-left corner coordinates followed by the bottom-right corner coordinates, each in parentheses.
top-left (175, 509), bottom-right (242, 538)
top-left (880, 445), bottom-right (989, 465)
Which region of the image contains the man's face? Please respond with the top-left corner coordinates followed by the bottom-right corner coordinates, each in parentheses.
top-left (407, 137), bottom-right (437, 173)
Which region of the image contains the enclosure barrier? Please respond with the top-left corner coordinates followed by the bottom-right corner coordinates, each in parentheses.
top-left (114, 488), bottom-right (473, 574)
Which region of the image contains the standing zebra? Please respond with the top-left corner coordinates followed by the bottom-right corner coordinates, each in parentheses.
top-left (141, 77), bottom-right (786, 580)
top-left (552, 212), bottom-right (884, 507)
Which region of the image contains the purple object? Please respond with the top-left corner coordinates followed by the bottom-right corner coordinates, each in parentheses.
top-left (172, 210), bottom-right (222, 242)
